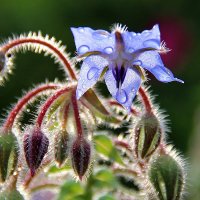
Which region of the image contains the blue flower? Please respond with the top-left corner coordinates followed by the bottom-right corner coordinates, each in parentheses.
top-left (71, 24), bottom-right (183, 111)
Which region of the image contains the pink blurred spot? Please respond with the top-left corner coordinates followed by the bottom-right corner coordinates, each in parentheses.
top-left (149, 17), bottom-right (193, 70)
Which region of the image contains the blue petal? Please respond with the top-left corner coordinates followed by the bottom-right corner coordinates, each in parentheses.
top-left (76, 56), bottom-right (108, 99)
top-left (134, 51), bottom-right (184, 83)
top-left (122, 24), bottom-right (161, 52)
top-left (71, 27), bottom-right (115, 54)
top-left (105, 67), bottom-right (141, 111)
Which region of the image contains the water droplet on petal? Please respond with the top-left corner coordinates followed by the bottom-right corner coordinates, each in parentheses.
top-left (104, 47), bottom-right (113, 54)
top-left (133, 60), bottom-right (142, 66)
top-left (131, 32), bottom-right (136, 36)
top-left (128, 48), bottom-right (134, 53)
top-left (92, 30), bottom-right (110, 40)
top-left (82, 83), bottom-right (86, 89)
top-left (87, 67), bottom-right (99, 80)
top-left (116, 89), bottom-right (127, 104)
top-left (78, 28), bottom-right (85, 33)
top-left (78, 45), bottom-right (90, 54)
top-left (143, 39), bottom-right (159, 49)
top-left (142, 30), bottom-right (150, 36)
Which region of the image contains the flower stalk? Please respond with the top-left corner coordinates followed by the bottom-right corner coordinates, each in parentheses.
top-left (138, 87), bottom-right (152, 114)
top-left (0, 34), bottom-right (77, 80)
top-left (2, 83), bottom-right (59, 132)
top-left (36, 86), bottom-right (74, 128)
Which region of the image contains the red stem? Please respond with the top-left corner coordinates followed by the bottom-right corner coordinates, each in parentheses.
top-left (36, 87), bottom-right (74, 127)
top-left (112, 167), bottom-right (139, 177)
top-left (109, 100), bottom-right (140, 116)
top-left (138, 87), bottom-right (152, 113)
top-left (114, 139), bottom-right (132, 152)
top-left (71, 91), bottom-right (83, 138)
top-left (2, 38), bottom-right (77, 80)
top-left (61, 102), bottom-right (70, 129)
top-left (3, 84), bottom-right (58, 131)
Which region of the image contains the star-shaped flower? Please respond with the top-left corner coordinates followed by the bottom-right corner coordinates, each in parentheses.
top-left (71, 24), bottom-right (183, 111)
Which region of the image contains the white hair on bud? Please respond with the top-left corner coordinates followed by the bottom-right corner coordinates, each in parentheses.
top-left (143, 145), bottom-right (187, 200)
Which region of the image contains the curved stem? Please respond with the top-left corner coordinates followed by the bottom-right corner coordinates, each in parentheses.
top-left (30, 183), bottom-right (59, 193)
top-left (1, 36), bottom-right (77, 80)
top-left (2, 83), bottom-right (59, 131)
top-left (112, 167), bottom-right (139, 177)
top-left (71, 91), bottom-right (83, 138)
top-left (109, 100), bottom-right (140, 116)
top-left (60, 101), bottom-right (70, 130)
top-left (114, 139), bottom-right (132, 152)
top-left (36, 86), bottom-right (74, 127)
top-left (138, 87), bottom-right (152, 113)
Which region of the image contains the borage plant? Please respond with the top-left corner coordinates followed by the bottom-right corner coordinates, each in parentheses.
top-left (0, 24), bottom-right (186, 200)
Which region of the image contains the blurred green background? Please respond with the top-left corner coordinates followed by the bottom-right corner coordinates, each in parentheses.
top-left (0, 0), bottom-right (199, 166)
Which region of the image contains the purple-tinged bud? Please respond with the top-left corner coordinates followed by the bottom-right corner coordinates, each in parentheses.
top-left (71, 137), bottom-right (91, 180)
top-left (54, 129), bottom-right (69, 167)
top-left (0, 131), bottom-right (19, 183)
top-left (23, 126), bottom-right (49, 176)
top-left (134, 113), bottom-right (161, 159)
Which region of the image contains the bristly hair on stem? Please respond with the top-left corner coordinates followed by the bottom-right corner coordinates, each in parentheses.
top-left (0, 31), bottom-right (77, 85)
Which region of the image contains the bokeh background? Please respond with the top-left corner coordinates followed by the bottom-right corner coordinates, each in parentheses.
top-left (0, 0), bottom-right (200, 198)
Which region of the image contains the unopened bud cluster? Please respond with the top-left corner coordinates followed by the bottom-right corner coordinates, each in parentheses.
top-left (0, 27), bottom-right (186, 200)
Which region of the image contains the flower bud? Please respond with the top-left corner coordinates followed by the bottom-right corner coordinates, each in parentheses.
top-left (23, 126), bottom-right (49, 176)
top-left (54, 129), bottom-right (69, 167)
top-left (71, 137), bottom-right (91, 180)
top-left (148, 153), bottom-right (184, 200)
top-left (0, 132), bottom-right (19, 183)
top-left (134, 113), bottom-right (161, 159)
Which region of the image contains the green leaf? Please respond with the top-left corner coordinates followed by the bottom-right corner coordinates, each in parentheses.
top-left (58, 181), bottom-right (85, 200)
top-left (94, 135), bottom-right (125, 166)
top-left (93, 169), bottom-right (117, 189)
top-left (48, 164), bottom-right (71, 173)
top-left (83, 89), bottom-right (121, 125)
top-left (98, 194), bottom-right (115, 200)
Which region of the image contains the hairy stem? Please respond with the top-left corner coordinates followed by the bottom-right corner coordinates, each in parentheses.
top-left (2, 83), bottom-right (59, 131)
top-left (114, 139), bottom-right (132, 152)
top-left (1, 36), bottom-right (77, 80)
top-left (138, 87), bottom-right (152, 113)
top-left (71, 91), bottom-right (83, 138)
top-left (60, 101), bottom-right (70, 130)
top-left (109, 100), bottom-right (140, 116)
top-left (36, 86), bottom-right (74, 127)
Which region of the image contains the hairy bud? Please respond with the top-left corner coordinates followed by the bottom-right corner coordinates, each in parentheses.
top-left (134, 113), bottom-right (161, 159)
top-left (54, 129), bottom-right (69, 167)
top-left (71, 137), bottom-right (91, 180)
top-left (148, 153), bottom-right (184, 200)
top-left (23, 126), bottom-right (49, 176)
top-left (0, 132), bottom-right (19, 183)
